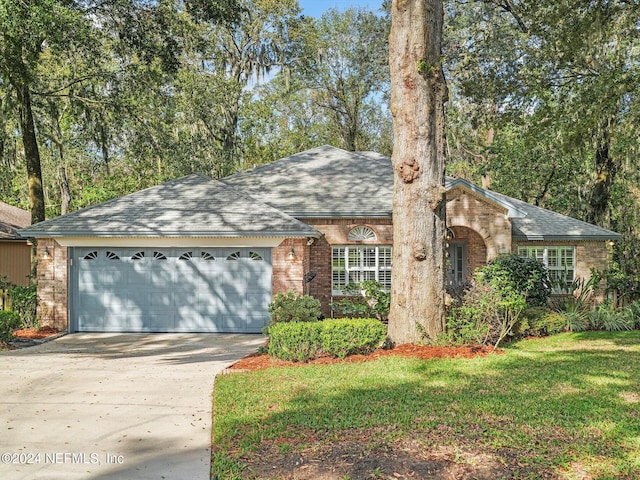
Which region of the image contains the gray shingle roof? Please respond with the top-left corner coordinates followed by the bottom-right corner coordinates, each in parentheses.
top-left (223, 145), bottom-right (394, 217)
top-left (0, 201), bottom-right (30, 240)
top-left (490, 190), bottom-right (621, 240)
top-left (224, 145), bottom-right (620, 241)
top-left (20, 174), bottom-right (319, 238)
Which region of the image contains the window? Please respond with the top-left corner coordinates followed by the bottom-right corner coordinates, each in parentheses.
top-left (347, 225), bottom-right (377, 241)
top-left (153, 251), bottom-right (167, 260)
top-left (249, 251), bottom-right (264, 261)
top-left (131, 251), bottom-right (145, 260)
top-left (332, 246), bottom-right (392, 294)
top-left (106, 251), bottom-right (120, 260)
top-left (226, 251), bottom-right (241, 261)
top-left (83, 251), bottom-right (98, 260)
top-left (518, 246), bottom-right (575, 292)
top-left (201, 251), bottom-right (215, 261)
top-left (178, 252), bottom-right (193, 260)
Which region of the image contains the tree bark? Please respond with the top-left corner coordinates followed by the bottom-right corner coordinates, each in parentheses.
top-left (15, 82), bottom-right (45, 224)
top-left (586, 126), bottom-right (618, 227)
top-left (387, 0), bottom-right (448, 344)
top-left (60, 166), bottom-right (71, 215)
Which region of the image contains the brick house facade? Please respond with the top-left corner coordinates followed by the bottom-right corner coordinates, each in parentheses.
top-left (26, 146), bottom-right (620, 332)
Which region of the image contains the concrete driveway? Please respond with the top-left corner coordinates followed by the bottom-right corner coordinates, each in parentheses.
top-left (0, 333), bottom-right (264, 480)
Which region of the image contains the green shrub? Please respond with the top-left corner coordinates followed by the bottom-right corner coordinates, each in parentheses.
top-left (445, 276), bottom-right (526, 348)
top-left (319, 318), bottom-right (387, 358)
top-left (479, 254), bottom-right (552, 307)
top-left (7, 283), bottom-right (38, 329)
top-left (445, 303), bottom-right (492, 346)
top-left (267, 318), bottom-right (387, 362)
top-left (589, 304), bottom-right (635, 332)
top-left (331, 281), bottom-right (390, 322)
top-left (267, 322), bottom-right (323, 362)
top-left (520, 307), bottom-right (566, 336)
top-left (602, 264), bottom-right (640, 306)
top-left (267, 291), bottom-right (322, 325)
top-left (0, 310), bottom-right (21, 343)
top-left (625, 301), bottom-right (640, 329)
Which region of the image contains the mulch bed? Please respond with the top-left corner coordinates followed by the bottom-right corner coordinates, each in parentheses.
top-left (12, 326), bottom-right (60, 339)
top-left (0, 327), bottom-right (63, 350)
top-left (229, 343), bottom-right (502, 371)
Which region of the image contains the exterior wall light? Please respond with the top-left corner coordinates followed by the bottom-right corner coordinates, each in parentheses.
top-left (288, 246), bottom-right (296, 261)
top-left (42, 246), bottom-right (51, 260)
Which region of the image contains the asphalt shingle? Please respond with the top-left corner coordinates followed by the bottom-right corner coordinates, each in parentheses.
top-left (0, 201), bottom-right (30, 240)
top-left (225, 145), bottom-right (619, 241)
top-left (20, 174), bottom-right (319, 238)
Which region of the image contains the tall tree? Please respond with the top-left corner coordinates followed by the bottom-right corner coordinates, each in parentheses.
top-left (387, 0), bottom-right (448, 343)
top-left (444, 0), bottom-right (640, 275)
top-left (299, 8), bottom-right (391, 152)
top-left (0, 0), bottom-right (74, 222)
top-left (177, 0), bottom-right (303, 177)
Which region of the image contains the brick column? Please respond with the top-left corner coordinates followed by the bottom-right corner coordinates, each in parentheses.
top-left (272, 239), bottom-right (307, 296)
top-left (36, 239), bottom-right (68, 331)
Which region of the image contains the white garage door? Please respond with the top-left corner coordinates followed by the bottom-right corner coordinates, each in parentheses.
top-left (73, 247), bottom-right (272, 333)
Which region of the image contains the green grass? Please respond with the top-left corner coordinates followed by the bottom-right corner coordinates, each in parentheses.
top-left (211, 332), bottom-right (640, 479)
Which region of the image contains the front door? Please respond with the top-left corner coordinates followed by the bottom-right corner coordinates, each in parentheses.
top-left (447, 242), bottom-right (467, 287)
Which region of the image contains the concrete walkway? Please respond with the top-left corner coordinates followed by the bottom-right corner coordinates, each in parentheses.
top-left (0, 333), bottom-right (264, 480)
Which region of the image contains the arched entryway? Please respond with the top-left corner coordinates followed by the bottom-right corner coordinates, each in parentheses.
top-left (446, 226), bottom-right (489, 285)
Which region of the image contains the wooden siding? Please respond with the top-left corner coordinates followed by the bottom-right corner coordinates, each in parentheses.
top-left (0, 241), bottom-right (31, 286)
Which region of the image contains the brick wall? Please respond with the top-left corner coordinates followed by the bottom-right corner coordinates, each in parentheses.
top-left (446, 187), bottom-right (512, 260)
top-left (303, 218), bottom-right (393, 316)
top-left (36, 239), bottom-right (68, 331)
top-left (272, 238), bottom-right (308, 296)
top-left (449, 226), bottom-right (487, 282)
top-left (513, 239), bottom-right (612, 300)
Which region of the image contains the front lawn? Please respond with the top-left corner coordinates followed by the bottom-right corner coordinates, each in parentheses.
top-left (212, 332), bottom-right (640, 479)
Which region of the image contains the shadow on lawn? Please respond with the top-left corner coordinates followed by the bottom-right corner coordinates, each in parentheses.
top-left (217, 341), bottom-right (640, 479)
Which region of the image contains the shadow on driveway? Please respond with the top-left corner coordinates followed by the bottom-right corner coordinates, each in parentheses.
top-left (0, 333), bottom-right (264, 480)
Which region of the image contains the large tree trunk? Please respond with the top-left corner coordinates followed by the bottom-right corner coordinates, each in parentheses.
top-left (586, 125), bottom-right (618, 227)
top-left (15, 82), bottom-right (45, 224)
top-left (387, 0), bottom-right (448, 344)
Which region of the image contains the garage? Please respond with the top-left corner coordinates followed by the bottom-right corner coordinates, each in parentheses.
top-left (73, 246), bottom-right (272, 333)
top-left (20, 174), bottom-right (320, 333)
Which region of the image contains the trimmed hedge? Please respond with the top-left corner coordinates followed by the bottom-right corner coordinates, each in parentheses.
top-left (267, 321), bottom-right (323, 362)
top-left (268, 318), bottom-right (387, 362)
top-left (268, 291), bottom-right (322, 324)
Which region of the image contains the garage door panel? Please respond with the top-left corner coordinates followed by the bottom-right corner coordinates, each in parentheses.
top-left (102, 315), bottom-right (131, 331)
top-left (101, 267), bottom-right (125, 285)
top-left (196, 292), bottom-right (221, 308)
top-left (221, 316), bottom-right (247, 331)
top-left (78, 267), bottom-right (102, 285)
top-left (78, 291), bottom-right (102, 309)
top-left (248, 293), bottom-right (270, 310)
top-left (247, 315), bottom-right (269, 331)
top-left (148, 291), bottom-right (175, 307)
top-left (145, 314), bottom-right (175, 331)
top-left (75, 247), bottom-right (272, 333)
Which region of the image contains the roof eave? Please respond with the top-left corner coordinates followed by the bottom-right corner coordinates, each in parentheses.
top-left (513, 234), bottom-right (621, 241)
top-left (288, 211), bottom-right (393, 219)
top-left (18, 230), bottom-right (321, 239)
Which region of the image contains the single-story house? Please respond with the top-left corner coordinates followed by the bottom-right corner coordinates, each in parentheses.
top-left (0, 201), bottom-right (32, 287)
top-left (20, 145), bottom-right (620, 333)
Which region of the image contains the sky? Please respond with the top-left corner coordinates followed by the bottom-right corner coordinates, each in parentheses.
top-left (298, 0), bottom-right (384, 17)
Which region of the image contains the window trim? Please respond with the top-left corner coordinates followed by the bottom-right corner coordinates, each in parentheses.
top-left (518, 246), bottom-right (576, 293)
top-left (332, 245), bottom-right (392, 295)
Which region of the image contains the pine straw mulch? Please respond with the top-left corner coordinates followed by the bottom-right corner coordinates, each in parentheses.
top-left (12, 326), bottom-right (60, 339)
top-left (1, 326), bottom-right (61, 350)
top-left (228, 343), bottom-right (503, 372)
